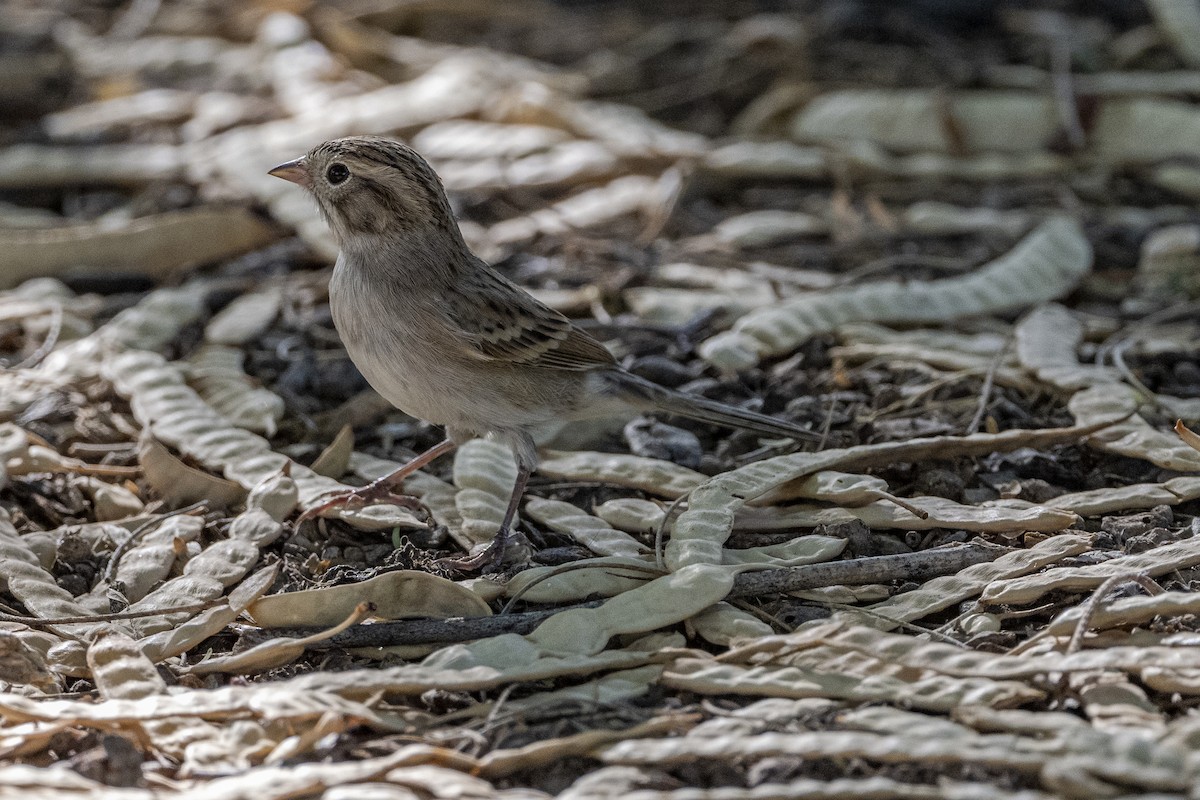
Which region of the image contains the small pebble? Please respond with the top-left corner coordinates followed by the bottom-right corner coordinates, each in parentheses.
top-left (623, 418), bottom-right (703, 468)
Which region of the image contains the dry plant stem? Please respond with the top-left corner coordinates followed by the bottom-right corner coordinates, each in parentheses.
top-left (0, 598), bottom-right (223, 629)
top-left (966, 330), bottom-right (1013, 435)
top-left (1093, 299), bottom-right (1200, 366)
top-left (1110, 337), bottom-right (1171, 414)
top-left (875, 491), bottom-right (931, 520)
top-left (1065, 571), bottom-right (1164, 655)
top-left (812, 598), bottom-right (964, 644)
top-left (654, 494), bottom-right (689, 571)
top-left (937, 600), bottom-right (1057, 638)
top-left (1048, 29), bottom-right (1086, 150)
top-left (12, 301), bottom-right (62, 369)
top-left (817, 396), bottom-right (836, 449)
top-left (480, 684), bottom-right (520, 735)
top-left (295, 437), bottom-right (457, 525)
top-left (297, 543), bottom-right (1007, 649)
top-left (1007, 572), bottom-right (1166, 656)
top-left (67, 462), bottom-right (142, 478)
top-left (1177, 419), bottom-right (1200, 451)
top-left (728, 541), bottom-right (1010, 598)
top-left (840, 253), bottom-right (975, 284)
top-left (304, 601), bottom-right (606, 649)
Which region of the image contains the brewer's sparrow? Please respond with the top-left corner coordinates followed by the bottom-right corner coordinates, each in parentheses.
top-left (270, 136), bottom-right (818, 569)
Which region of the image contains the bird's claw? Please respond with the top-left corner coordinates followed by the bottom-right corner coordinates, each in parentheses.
top-left (437, 528), bottom-right (512, 574)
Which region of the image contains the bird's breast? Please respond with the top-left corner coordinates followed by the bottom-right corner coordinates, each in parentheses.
top-left (327, 257), bottom-right (587, 436)
top-left (329, 259), bottom-right (451, 421)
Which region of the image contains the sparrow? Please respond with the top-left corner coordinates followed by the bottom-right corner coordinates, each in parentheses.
top-left (270, 135), bottom-right (818, 569)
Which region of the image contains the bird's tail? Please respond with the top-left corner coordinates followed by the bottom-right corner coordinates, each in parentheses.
top-left (606, 370), bottom-right (821, 442)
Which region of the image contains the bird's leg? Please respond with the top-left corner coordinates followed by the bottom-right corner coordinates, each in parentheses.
top-left (295, 438), bottom-right (457, 525)
top-left (441, 461), bottom-right (531, 573)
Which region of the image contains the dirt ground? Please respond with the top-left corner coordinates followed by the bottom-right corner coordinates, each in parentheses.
top-left (2, 1), bottom-right (1200, 797)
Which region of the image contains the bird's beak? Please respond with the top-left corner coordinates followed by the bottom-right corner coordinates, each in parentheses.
top-left (268, 157), bottom-right (311, 187)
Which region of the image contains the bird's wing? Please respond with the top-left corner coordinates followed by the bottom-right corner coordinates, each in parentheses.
top-left (441, 267), bottom-right (617, 371)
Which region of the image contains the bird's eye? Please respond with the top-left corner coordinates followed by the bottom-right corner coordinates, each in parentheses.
top-left (326, 163), bottom-right (350, 185)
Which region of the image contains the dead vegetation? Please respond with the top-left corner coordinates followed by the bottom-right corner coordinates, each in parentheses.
top-left (3, 0), bottom-right (1200, 797)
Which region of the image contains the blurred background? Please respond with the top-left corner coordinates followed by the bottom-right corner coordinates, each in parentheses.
top-left (4, 0), bottom-right (1192, 275)
top-left (2, 0), bottom-right (1199, 449)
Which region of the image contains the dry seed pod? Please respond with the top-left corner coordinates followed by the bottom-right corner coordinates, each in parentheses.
top-left (308, 425), bottom-right (354, 479)
top-left (503, 664), bottom-right (665, 716)
top-left (351, 451), bottom-right (465, 544)
top-left (187, 344), bottom-right (285, 436)
top-left (204, 287), bottom-right (283, 345)
top-left (1135, 224), bottom-right (1200, 298)
top-left (1015, 304), bottom-right (1120, 391)
top-left (721, 535), bottom-right (845, 567)
top-left (76, 477), bottom-right (143, 521)
top-left (412, 120), bottom-right (571, 160)
top-left (834, 533), bottom-right (1091, 631)
top-left (0, 630), bottom-right (57, 692)
top-left (593, 498), bottom-right (666, 534)
top-left (1071, 385), bottom-right (1200, 472)
top-left (486, 175), bottom-right (662, 247)
top-left (139, 438), bottom-right (248, 510)
top-left (734, 498), bottom-right (1075, 534)
top-left (688, 602), bottom-right (772, 646)
top-left (709, 210), bottom-right (827, 248)
top-left (701, 140), bottom-right (826, 179)
top-left (453, 439), bottom-right (518, 545)
top-left (248, 570), bottom-right (490, 627)
top-left (843, 140), bottom-right (1070, 181)
top-left (1090, 98), bottom-right (1200, 165)
top-left (85, 513), bottom-right (204, 604)
top-left (186, 604), bottom-right (373, 676)
top-left (700, 217), bottom-right (1091, 370)
top-left (87, 628), bottom-right (279, 771)
top-left (528, 564), bottom-right (738, 656)
top-left (0, 510), bottom-right (100, 638)
top-left (524, 498), bottom-right (648, 558)
top-left (106, 350), bottom-right (421, 529)
top-left (505, 557), bottom-right (653, 603)
top-left (539, 450), bottom-right (705, 498)
top-left (900, 201), bottom-right (1032, 237)
top-left (0, 208), bottom-right (277, 290)
top-left (1045, 476), bottom-right (1200, 517)
top-left (983, 536), bottom-right (1200, 609)
top-left (39, 282), bottom-right (209, 382)
top-left (44, 89), bottom-right (196, 139)
top-left (0, 143), bottom-right (187, 190)
top-left (140, 565), bottom-right (278, 663)
top-left (624, 287), bottom-right (776, 327)
top-left (246, 470), bottom-right (299, 522)
top-left (792, 89), bottom-right (1058, 154)
top-left (115, 509), bottom-right (283, 638)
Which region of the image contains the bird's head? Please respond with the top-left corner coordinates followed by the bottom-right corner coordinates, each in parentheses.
top-left (269, 135), bottom-right (460, 247)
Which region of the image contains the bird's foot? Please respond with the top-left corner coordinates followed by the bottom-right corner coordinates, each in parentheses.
top-left (438, 527), bottom-right (514, 574)
top-left (295, 478), bottom-right (424, 526)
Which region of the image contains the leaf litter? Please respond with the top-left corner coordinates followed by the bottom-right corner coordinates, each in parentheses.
top-left (2, 2), bottom-right (1200, 798)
